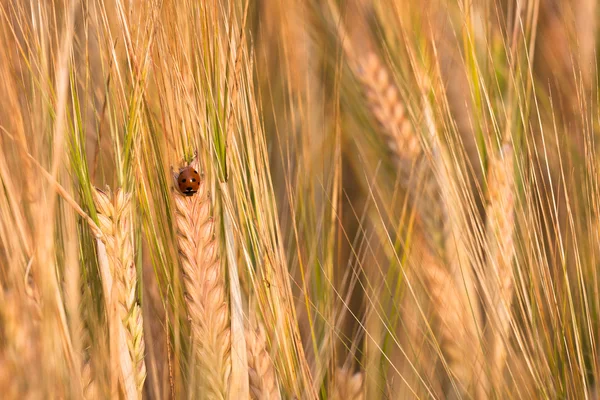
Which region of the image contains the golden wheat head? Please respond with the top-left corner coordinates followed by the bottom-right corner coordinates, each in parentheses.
top-left (93, 187), bottom-right (146, 398)
top-left (172, 158), bottom-right (231, 398)
top-left (245, 319), bottom-right (280, 400)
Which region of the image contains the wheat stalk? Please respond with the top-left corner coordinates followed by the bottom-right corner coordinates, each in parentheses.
top-left (93, 188), bottom-right (146, 398)
top-left (484, 143), bottom-right (516, 389)
top-left (245, 319), bottom-right (280, 400)
top-left (331, 367), bottom-right (365, 400)
top-left (172, 160), bottom-right (231, 398)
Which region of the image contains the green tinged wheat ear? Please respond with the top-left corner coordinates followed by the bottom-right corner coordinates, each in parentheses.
top-left (331, 367), bottom-right (365, 400)
top-left (172, 161), bottom-right (231, 398)
top-left (93, 188), bottom-right (146, 398)
top-left (245, 319), bottom-right (280, 400)
top-left (484, 143), bottom-right (516, 388)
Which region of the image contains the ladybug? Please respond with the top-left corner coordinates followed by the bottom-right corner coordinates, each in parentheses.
top-left (177, 167), bottom-right (201, 196)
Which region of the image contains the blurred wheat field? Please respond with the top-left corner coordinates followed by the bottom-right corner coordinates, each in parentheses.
top-left (0, 0), bottom-right (599, 398)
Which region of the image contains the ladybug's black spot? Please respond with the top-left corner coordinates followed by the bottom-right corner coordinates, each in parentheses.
top-left (191, 178), bottom-right (196, 182)
top-left (193, 170), bottom-right (198, 174)
top-left (180, 178), bottom-right (186, 183)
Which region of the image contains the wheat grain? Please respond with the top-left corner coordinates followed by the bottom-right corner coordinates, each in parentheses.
top-left (172, 160), bottom-right (231, 398)
top-left (245, 319), bottom-right (280, 400)
top-left (93, 188), bottom-right (146, 398)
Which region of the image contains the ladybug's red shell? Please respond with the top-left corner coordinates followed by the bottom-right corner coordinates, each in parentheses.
top-left (177, 167), bottom-right (201, 196)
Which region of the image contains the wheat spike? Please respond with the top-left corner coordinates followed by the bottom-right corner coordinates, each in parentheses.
top-left (93, 188), bottom-right (146, 398)
top-left (352, 44), bottom-right (485, 396)
top-left (331, 367), bottom-right (365, 400)
top-left (357, 52), bottom-right (422, 178)
top-left (332, 6), bottom-right (443, 237)
top-left (332, 7), bottom-right (449, 251)
top-left (484, 143), bottom-right (516, 389)
top-left (413, 233), bottom-right (486, 399)
top-left (172, 160), bottom-right (231, 398)
top-left (245, 319), bottom-right (280, 400)
top-left (338, 19), bottom-right (486, 396)
top-left (355, 51), bottom-right (449, 254)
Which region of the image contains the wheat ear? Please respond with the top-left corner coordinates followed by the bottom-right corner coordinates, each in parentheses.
top-left (332, 8), bottom-right (450, 249)
top-left (172, 160), bottom-right (231, 398)
top-left (354, 49), bottom-right (485, 396)
top-left (93, 188), bottom-right (146, 398)
top-left (357, 52), bottom-right (422, 178)
top-left (413, 235), bottom-right (486, 398)
top-left (245, 319), bottom-right (280, 400)
top-left (484, 143), bottom-right (516, 388)
top-left (331, 367), bottom-right (365, 400)
top-left (334, 13), bottom-right (485, 396)
top-left (355, 52), bottom-right (450, 253)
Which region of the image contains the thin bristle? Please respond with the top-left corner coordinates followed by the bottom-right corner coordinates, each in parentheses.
top-left (173, 162), bottom-right (231, 398)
